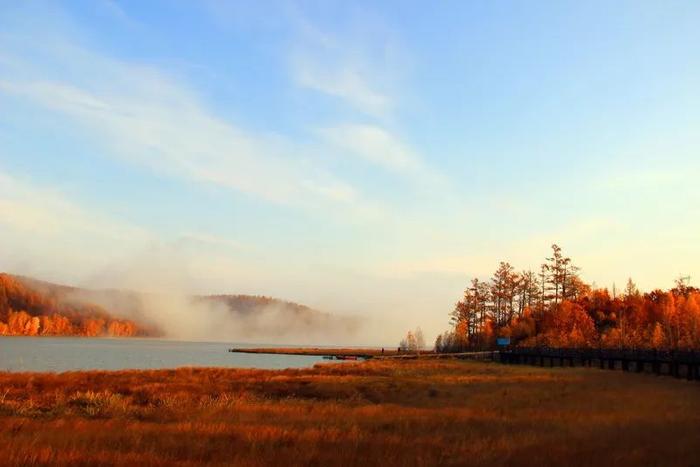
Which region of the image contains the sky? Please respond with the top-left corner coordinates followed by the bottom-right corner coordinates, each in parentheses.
top-left (1, 1), bottom-right (699, 344)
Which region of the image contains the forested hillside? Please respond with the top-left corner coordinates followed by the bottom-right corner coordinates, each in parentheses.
top-left (0, 274), bottom-right (338, 339)
top-left (437, 245), bottom-right (700, 351)
top-left (0, 274), bottom-right (143, 337)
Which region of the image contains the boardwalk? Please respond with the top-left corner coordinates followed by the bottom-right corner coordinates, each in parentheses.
top-left (500, 347), bottom-right (700, 380)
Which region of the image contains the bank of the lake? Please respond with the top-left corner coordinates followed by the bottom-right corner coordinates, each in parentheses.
top-left (228, 346), bottom-right (408, 358)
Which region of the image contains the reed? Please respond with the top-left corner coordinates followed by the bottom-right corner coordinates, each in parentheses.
top-left (1, 359), bottom-right (699, 466)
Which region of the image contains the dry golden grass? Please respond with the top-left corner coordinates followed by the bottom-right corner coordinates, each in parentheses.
top-left (1, 360), bottom-right (699, 466)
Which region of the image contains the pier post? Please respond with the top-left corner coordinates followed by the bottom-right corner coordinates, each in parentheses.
top-left (636, 361), bottom-right (644, 373)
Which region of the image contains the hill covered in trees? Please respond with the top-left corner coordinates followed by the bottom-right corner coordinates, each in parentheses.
top-left (0, 274), bottom-right (144, 337)
top-left (0, 273), bottom-right (348, 340)
top-left (437, 245), bottom-right (700, 351)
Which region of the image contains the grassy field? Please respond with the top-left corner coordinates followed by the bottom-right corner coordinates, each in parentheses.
top-left (1, 359), bottom-right (699, 466)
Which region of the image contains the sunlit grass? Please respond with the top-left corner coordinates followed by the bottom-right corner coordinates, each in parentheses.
top-left (1, 360), bottom-right (699, 466)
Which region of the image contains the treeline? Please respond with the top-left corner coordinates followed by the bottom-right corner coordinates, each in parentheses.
top-left (0, 274), bottom-right (144, 337)
top-left (436, 245), bottom-right (700, 351)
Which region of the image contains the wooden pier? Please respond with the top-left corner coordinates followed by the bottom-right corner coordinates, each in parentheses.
top-left (499, 348), bottom-right (700, 380)
top-left (227, 347), bottom-right (381, 359)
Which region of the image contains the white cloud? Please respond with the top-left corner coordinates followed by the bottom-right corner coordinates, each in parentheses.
top-left (0, 5), bottom-right (432, 222)
top-left (287, 13), bottom-right (445, 188)
top-left (0, 13), bottom-right (391, 218)
top-left (0, 75), bottom-right (359, 209)
top-left (317, 123), bottom-right (423, 174)
top-left (288, 10), bottom-right (403, 120)
top-left (293, 57), bottom-right (391, 118)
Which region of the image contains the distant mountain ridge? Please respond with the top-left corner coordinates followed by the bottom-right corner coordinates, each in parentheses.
top-left (0, 273), bottom-right (352, 340)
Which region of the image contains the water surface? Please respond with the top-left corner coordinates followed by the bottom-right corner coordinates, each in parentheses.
top-left (0, 337), bottom-right (327, 372)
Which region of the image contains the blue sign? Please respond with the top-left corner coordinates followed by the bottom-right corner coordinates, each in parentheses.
top-left (496, 337), bottom-right (511, 346)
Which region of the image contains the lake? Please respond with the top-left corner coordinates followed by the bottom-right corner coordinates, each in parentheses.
top-left (0, 337), bottom-right (328, 372)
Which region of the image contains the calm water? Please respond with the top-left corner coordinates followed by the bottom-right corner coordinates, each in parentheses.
top-left (0, 337), bottom-right (328, 372)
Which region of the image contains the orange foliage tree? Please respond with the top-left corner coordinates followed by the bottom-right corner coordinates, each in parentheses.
top-left (0, 273), bottom-right (142, 338)
top-left (437, 246), bottom-right (700, 351)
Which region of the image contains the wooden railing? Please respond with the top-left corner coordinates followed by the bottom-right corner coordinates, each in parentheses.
top-left (385, 350), bottom-right (499, 361)
top-left (499, 347), bottom-right (700, 380)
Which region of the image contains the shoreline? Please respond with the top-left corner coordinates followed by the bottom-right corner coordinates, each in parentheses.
top-left (227, 347), bottom-right (404, 358)
top-left (227, 347), bottom-right (501, 361)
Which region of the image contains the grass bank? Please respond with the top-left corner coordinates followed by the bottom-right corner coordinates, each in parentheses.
top-left (1, 360), bottom-right (699, 466)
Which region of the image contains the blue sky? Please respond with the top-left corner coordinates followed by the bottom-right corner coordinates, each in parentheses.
top-left (1, 1), bottom-right (699, 343)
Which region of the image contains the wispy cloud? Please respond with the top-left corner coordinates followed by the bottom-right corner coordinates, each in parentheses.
top-left (202, 1), bottom-right (400, 122)
top-left (292, 55), bottom-right (391, 118)
top-left (286, 9), bottom-right (444, 189)
top-left (0, 76), bottom-right (357, 209)
top-left (317, 123), bottom-right (424, 175)
top-left (288, 9), bottom-right (402, 120)
top-left (0, 17), bottom-right (383, 216)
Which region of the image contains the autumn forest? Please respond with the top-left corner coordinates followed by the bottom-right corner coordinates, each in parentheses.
top-left (0, 274), bottom-right (142, 337)
top-left (437, 245), bottom-right (700, 352)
